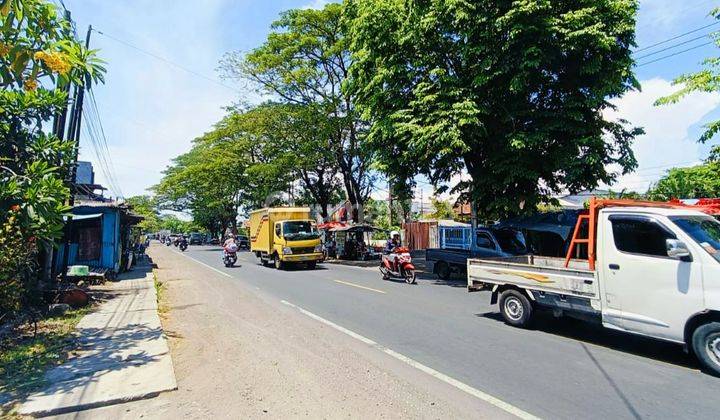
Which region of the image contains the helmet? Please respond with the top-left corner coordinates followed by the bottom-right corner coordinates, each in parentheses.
top-left (227, 233), bottom-right (235, 239)
top-left (390, 230), bottom-right (400, 238)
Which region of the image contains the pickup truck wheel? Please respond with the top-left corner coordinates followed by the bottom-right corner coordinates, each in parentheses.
top-left (436, 261), bottom-right (451, 280)
top-left (691, 322), bottom-right (720, 377)
top-left (306, 261), bottom-right (317, 270)
top-left (499, 289), bottom-right (533, 328)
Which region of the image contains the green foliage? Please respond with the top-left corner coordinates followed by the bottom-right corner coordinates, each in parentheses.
top-left (647, 163), bottom-right (720, 201)
top-left (423, 197), bottom-right (455, 220)
top-left (125, 195), bottom-right (161, 232)
top-left (220, 3), bottom-right (373, 220)
top-left (0, 0), bottom-right (105, 319)
top-left (154, 139), bottom-right (245, 235)
top-left (158, 214), bottom-right (202, 234)
top-left (656, 8), bottom-right (720, 145)
top-left (363, 198), bottom-right (399, 239)
top-left (0, 209), bottom-right (37, 317)
top-left (0, 304), bottom-right (93, 401)
top-left (348, 0), bottom-right (642, 220)
top-left (0, 0), bottom-right (104, 90)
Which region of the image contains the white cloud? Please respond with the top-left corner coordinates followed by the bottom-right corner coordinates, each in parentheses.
top-left (302, 0), bottom-right (331, 10)
top-left (604, 78), bottom-right (720, 192)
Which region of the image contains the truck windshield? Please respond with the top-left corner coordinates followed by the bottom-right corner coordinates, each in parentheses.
top-left (670, 216), bottom-right (720, 263)
top-left (283, 221), bottom-right (319, 240)
top-left (491, 228), bottom-right (528, 255)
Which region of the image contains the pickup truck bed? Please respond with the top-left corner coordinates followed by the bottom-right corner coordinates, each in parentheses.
top-left (467, 256), bottom-right (598, 300)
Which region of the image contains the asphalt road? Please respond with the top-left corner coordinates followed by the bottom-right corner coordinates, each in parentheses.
top-left (173, 244), bottom-right (720, 420)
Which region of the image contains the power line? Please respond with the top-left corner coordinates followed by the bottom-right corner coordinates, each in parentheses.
top-left (634, 21), bottom-right (720, 53)
top-left (93, 28), bottom-right (243, 94)
top-left (634, 33), bottom-right (714, 60)
top-left (81, 92), bottom-right (124, 199)
top-left (87, 87), bottom-right (124, 198)
top-left (636, 40), bottom-right (715, 67)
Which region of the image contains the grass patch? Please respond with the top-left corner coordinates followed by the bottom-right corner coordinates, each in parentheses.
top-left (154, 270), bottom-right (169, 316)
top-left (0, 305), bottom-right (93, 410)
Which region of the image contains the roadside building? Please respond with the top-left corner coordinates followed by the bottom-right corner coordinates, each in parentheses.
top-left (55, 201), bottom-right (143, 278)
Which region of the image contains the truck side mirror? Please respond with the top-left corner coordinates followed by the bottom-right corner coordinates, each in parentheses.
top-left (666, 239), bottom-right (691, 261)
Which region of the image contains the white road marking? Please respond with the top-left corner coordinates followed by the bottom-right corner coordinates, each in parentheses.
top-left (169, 248), bottom-right (232, 278)
top-left (334, 279), bottom-right (387, 294)
top-left (280, 300), bottom-right (540, 420)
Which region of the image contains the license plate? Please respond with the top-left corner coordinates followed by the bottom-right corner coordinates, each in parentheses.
top-left (299, 255), bottom-right (313, 261)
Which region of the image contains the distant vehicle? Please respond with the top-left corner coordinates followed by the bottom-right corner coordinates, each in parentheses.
top-left (468, 198), bottom-right (720, 377)
top-left (249, 207), bottom-right (323, 270)
top-left (426, 225), bottom-right (527, 280)
top-left (209, 237), bottom-right (220, 245)
top-left (236, 235), bottom-right (250, 250)
top-left (189, 232), bottom-right (204, 245)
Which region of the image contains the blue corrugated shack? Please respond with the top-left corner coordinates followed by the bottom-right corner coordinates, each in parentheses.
top-left (56, 201), bottom-right (143, 275)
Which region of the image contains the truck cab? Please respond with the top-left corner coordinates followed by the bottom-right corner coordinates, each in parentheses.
top-left (272, 219), bottom-right (323, 269)
top-left (249, 207), bottom-right (324, 270)
top-left (595, 207), bottom-right (720, 344)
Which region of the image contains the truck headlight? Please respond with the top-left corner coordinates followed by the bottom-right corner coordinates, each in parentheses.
top-left (283, 247), bottom-right (293, 254)
top-left (314, 244), bottom-right (323, 253)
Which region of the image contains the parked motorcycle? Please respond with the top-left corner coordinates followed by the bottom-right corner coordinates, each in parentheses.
top-left (223, 242), bottom-right (239, 267)
top-left (179, 238), bottom-right (188, 252)
top-left (165, 238), bottom-right (171, 246)
top-left (380, 246), bottom-right (416, 284)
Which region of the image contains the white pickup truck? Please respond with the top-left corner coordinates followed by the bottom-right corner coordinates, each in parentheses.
top-left (468, 200), bottom-right (720, 376)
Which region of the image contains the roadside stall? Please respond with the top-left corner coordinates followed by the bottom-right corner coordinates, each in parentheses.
top-left (318, 223), bottom-right (380, 260)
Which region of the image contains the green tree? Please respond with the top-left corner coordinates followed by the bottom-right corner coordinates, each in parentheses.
top-left (423, 197), bottom-right (455, 220)
top-left (154, 139), bottom-right (245, 237)
top-left (220, 3), bottom-right (373, 221)
top-left (647, 163), bottom-right (720, 201)
top-left (125, 195), bottom-right (161, 232)
top-left (348, 0), bottom-right (642, 220)
top-left (158, 214), bottom-right (201, 234)
top-left (223, 103), bottom-right (343, 217)
top-left (0, 0), bottom-right (104, 317)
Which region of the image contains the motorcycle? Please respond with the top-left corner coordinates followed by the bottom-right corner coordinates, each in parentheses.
top-left (223, 242), bottom-right (239, 267)
top-left (173, 237), bottom-right (180, 247)
top-left (380, 246), bottom-right (416, 284)
top-left (179, 238), bottom-right (188, 252)
top-left (165, 238), bottom-right (171, 246)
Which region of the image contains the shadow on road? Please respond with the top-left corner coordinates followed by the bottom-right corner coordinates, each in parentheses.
top-left (475, 311), bottom-right (698, 370)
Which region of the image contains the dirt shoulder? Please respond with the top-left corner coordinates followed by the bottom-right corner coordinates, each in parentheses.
top-left (55, 244), bottom-right (505, 419)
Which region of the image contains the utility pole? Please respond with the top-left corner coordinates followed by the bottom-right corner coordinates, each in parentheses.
top-left (419, 188), bottom-right (424, 217)
top-left (46, 11), bottom-right (76, 284)
top-left (388, 179), bottom-right (393, 226)
top-left (60, 25), bottom-right (92, 282)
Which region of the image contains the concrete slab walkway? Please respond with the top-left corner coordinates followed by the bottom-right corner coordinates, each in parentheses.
top-left (19, 264), bottom-right (177, 417)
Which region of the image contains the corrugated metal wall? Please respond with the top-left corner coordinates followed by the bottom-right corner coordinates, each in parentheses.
top-left (403, 221), bottom-right (437, 251)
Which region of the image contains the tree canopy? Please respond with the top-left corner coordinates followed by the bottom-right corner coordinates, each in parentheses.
top-left (1, 0), bottom-right (104, 316)
top-left (348, 0), bottom-right (642, 220)
top-left (647, 162), bottom-right (720, 201)
top-left (220, 3), bottom-right (373, 221)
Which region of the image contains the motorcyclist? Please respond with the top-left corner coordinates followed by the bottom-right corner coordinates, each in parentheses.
top-left (385, 231), bottom-right (401, 254)
top-left (222, 233), bottom-right (239, 266)
top-left (223, 233), bottom-right (237, 249)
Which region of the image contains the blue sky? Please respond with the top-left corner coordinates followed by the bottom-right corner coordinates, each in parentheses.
top-left (64, 0), bottom-right (720, 201)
